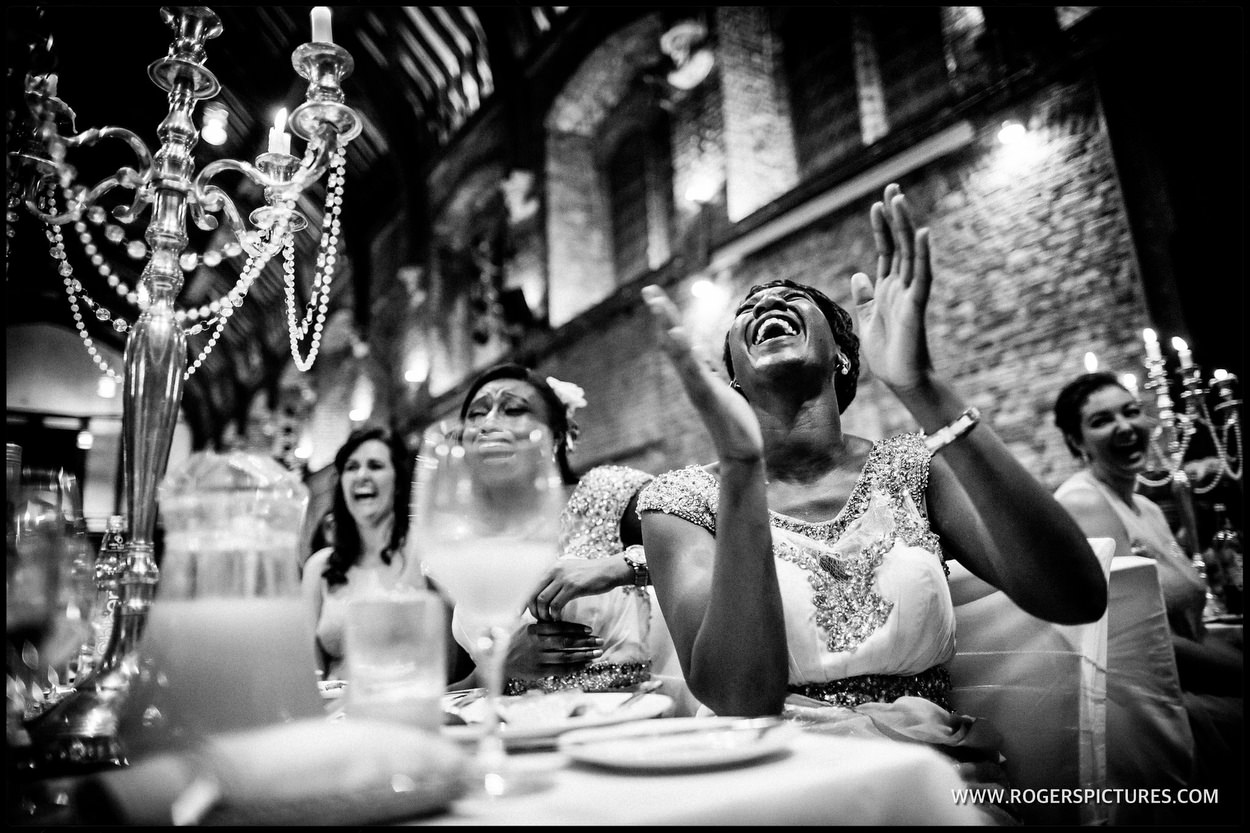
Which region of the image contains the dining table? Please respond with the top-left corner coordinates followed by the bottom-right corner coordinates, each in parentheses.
top-left (10, 701), bottom-right (991, 826)
top-left (412, 728), bottom-right (989, 826)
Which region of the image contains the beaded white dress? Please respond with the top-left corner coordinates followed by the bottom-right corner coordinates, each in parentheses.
top-left (637, 434), bottom-right (1001, 756)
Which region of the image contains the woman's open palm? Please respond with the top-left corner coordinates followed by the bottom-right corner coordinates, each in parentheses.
top-left (641, 284), bottom-right (764, 465)
top-left (850, 183), bottom-right (935, 392)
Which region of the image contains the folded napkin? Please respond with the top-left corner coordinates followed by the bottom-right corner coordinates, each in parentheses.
top-left (76, 717), bottom-right (468, 826)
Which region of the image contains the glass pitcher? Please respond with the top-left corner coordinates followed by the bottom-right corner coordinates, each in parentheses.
top-left (125, 450), bottom-right (322, 750)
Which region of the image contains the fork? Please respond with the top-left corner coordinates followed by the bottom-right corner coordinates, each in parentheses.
top-left (612, 679), bottom-right (664, 711)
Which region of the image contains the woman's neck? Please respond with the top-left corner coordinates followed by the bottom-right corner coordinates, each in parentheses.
top-left (1088, 463), bottom-right (1138, 509)
top-left (357, 515), bottom-right (395, 564)
top-left (754, 384), bottom-right (849, 483)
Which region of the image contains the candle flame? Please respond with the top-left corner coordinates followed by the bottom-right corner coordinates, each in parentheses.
top-left (1170, 336), bottom-right (1188, 351)
top-left (1120, 373), bottom-right (1138, 395)
top-left (1214, 369), bottom-right (1229, 381)
top-left (1142, 328), bottom-right (1157, 344)
top-left (1083, 352), bottom-right (1099, 372)
top-left (273, 108), bottom-right (288, 134)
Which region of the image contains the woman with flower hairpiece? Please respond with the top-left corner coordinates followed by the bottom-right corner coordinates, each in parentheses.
top-left (441, 363), bottom-right (661, 696)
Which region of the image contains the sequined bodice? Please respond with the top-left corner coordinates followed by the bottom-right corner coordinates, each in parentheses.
top-left (559, 465), bottom-right (654, 560)
top-left (637, 433), bottom-right (958, 690)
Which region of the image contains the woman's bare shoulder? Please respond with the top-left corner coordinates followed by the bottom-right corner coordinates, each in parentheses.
top-left (302, 547), bottom-right (332, 581)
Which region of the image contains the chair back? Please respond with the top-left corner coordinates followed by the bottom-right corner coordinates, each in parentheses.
top-left (948, 538), bottom-right (1115, 825)
top-left (1103, 555), bottom-right (1196, 825)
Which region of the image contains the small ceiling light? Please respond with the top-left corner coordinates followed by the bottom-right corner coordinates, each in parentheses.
top-left (97, 375), bottom-right (118, 399)
top-left (201, 105), bottom-right (229, 146)
top-left (684, 175), bottom-right (719, 205)
top-left (294, 431), bottom-right (313, 460)
top-left (404, 346), bottom-right (430, 384)
top-left (349, 373), bottom-right (374, 423)
top-left (77, 428), bottom-right (94, 451)
top-left (1083, 351), bottom-right (1098, 373)
top-left (997, 119), bottom-right (1027, 145)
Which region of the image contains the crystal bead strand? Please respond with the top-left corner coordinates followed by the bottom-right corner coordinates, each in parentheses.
top-left (49, 192), bottom-right (284, 381)
top-left (70, 213), bottom-right (249, 323)
top-left (284, 146), bottom-right (344, 371)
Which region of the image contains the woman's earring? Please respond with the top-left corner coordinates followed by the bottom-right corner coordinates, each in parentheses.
top-left (837, 358), bottom-right (850, 376)
top-left (729, 380), bottom-right (743, 392)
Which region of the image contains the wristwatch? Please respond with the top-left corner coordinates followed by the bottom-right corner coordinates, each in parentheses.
top-left (623, 545), bottom-right (650, 587)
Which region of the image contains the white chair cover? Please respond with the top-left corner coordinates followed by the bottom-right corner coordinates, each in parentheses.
top-left (1104, 555), bottom-right (1196, 826)
top-left (947, 538), bottom-right (1115, 826)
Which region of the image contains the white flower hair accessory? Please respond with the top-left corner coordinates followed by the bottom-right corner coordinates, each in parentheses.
top-left (546, 376), bottom-right (587, 415)
top-left (546, 376), bottom-right (586, 452)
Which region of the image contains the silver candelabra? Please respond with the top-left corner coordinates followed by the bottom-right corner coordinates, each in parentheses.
top-left (1137, 328), bottom-right (1243, 615)
top-left (6, 6), bottom-right (360, 774)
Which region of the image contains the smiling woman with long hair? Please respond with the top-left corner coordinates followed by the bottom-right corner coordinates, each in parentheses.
top-left (300, 425), bottom-right (413, 681)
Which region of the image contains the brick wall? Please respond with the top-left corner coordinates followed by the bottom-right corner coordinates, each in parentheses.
top-left (525, 78), bottom-right (1151, 492)
top-left (715, 6), bottom-right (799, 221)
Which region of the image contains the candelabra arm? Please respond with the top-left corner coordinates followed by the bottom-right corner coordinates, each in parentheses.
top-left (285, 127), bottom-right (344, 192)
top-left (20, 126), bottom-right (155, 225)
top-left (61, 126), bottom-right (154, 171)
top-left (192, 157), bottom-right (307, 254)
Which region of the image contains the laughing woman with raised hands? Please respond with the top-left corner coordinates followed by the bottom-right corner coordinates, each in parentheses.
top-left (635, 184), bottom-right (1107, 776)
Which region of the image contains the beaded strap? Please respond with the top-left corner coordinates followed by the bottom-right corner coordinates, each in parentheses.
top-left (560, 465), bottom-right (654, 560)
top-left (787, 665), bottom-right (952, 711)
top-left (505, 661), bottom-right (651, 696)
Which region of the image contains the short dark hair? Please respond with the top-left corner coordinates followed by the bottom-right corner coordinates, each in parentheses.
top-left (1053, 371), bottom-right (1126, 458)
top-left (323, 425), bottom-right (412, 586)
top-left (459, 363), bottom-right (578, 485)
top-left (721, 279), bottom-right (860, 412)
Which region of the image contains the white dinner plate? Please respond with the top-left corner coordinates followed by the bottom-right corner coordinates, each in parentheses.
top-left (558, 716), bottom-right (799, 771)
top-left (441, 690), bottom-right (673, 750)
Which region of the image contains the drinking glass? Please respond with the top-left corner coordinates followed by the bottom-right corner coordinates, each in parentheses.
top-left (344, 588), bottom-right (447, 731)
top-left (409, 422), bottom-right (565, 797)
top-left (43, 470), bottom-right (96, 693)
top-left (6, 468), bottom-right (73, 736)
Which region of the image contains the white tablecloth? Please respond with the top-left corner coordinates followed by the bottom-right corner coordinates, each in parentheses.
top-left (408, 731), bottom-right (989, 826)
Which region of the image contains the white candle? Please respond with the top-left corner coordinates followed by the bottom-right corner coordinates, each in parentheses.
top-left (311, 7), bottom-right (333, 44)
top-left (1142, 328), bottom-right (1162, 362)
top-left (1083, 351), bottom-right (1099, 373)
top-left (1212, 369), bottom-right (1232, 398)
top-left (267, 108), bottom-right (291, 155)
top-left (1170, 336), bottom-right (1193, 370)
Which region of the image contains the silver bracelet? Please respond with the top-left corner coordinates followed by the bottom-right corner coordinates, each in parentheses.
top-left (924, 406), bottom-right (982, 454)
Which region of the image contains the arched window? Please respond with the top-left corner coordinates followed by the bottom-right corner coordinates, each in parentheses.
top-left (605, 114), bottom-right (673, 283)
top-left (775, 7), bottom-right (861, 175)
top-left (775, 7), bottom-right (956, 175)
